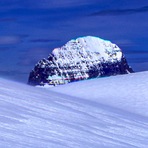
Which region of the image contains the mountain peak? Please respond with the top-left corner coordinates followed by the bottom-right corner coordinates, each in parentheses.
top-left (28, 36), bottom-right (133, 86)
top-left (53, 36), bottom-right (122, 61)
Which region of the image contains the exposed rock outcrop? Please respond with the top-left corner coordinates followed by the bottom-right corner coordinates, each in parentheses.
top-left (28, 36), bottom-right (133, 86)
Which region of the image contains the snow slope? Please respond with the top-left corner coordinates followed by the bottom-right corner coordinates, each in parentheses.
top-left (0, 72), bottom-right (148, 148)
top-left (52, 71), bottom-right (148, 117)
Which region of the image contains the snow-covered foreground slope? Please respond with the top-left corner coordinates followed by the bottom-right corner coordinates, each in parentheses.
top-left (52, 71), bottom-right (148, 117)
top-left (0, 72), bottom-right (148, 148)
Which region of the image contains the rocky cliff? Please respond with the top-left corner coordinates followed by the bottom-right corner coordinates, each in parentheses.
top-left (28, 36), bottom-right (133, 86)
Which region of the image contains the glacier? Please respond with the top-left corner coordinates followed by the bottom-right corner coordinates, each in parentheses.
top-left (0, 71), bottom-right (148, 148)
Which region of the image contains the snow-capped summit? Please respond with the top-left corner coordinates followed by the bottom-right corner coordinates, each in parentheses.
top-left (52, 36), bottom-right (122, 62)
top-left (28, 36), bottom-right (133, 86)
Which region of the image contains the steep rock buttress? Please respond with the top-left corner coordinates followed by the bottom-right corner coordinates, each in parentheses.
top-left (28, 36), bottom-right (133, 86)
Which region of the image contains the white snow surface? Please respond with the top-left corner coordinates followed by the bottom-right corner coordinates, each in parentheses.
top-left (52, 36), bottom-right (122, 62)
top-left (0, 71), bottom-right (148, 148)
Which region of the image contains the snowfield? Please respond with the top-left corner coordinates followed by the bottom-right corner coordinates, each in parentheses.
top-left (0, 71), bottom-right (148, 148)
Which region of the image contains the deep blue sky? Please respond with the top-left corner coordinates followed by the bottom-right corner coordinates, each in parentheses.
top-left (0, 0), bottom-right (148, 82)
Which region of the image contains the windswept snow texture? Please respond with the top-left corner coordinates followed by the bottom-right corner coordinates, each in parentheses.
top-left (1, 71), bottom-right (148, 148)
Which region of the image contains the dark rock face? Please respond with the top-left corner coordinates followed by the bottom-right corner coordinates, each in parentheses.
top-left (28, 36), bottom-right (133, 86)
